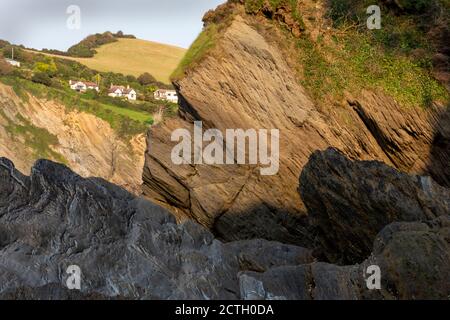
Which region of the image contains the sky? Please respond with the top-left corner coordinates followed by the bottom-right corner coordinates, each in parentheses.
top-left (0, 0), bottom-right (225, 50)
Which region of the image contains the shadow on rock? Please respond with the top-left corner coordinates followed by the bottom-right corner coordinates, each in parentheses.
top-left (212, 204), bottom-right (313, 248)
top-left (299, 148), bottom-right (450, 265)
top-left (427, 105), bottom-right (450, 188)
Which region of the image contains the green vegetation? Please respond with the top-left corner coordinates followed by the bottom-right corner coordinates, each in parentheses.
top-left (0, 76), bottom-right (153, 138)
top-left (175, 0), bottom-right (313, 81)
top-left (0, 33), bottom-right (182, 165)
top-left (96, 101), bottom-right (153, 123)
top-left (11, 47), bottom-right (172, 91)
top-left (62, 31), bottom-right (136, 58)
top-left (35, 38), bottom-right (185, 84)
top-left (0, 109), bottom-right (66, 163)
top-left (32, 72), bottom-right (53, 86)
top-left (236, 0), bottom-right (449, 108)
top-left (293, 0), bottom-right (449, 108)
top-left (33, 58), bottom-right (57, 75)
top-left (137, 72), bottom-right (157, 86)
top-left (1, 43), bottom-right (34, 63)
top-left (0, 57), bottom-right (13, 76)
top-left (297, 34), bottom-right (447, 108)
top-left (0, 40), bottom-right (179, 134)
top-left (171, 23), bottom-right (219, 80)
top-left (244, 0), bottom-right (305, 29)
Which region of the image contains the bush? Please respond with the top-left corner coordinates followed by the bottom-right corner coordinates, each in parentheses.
top-left (2, 45), bottom-right (33, 63)
top-left (34, 58), bottom-right (57, 76)
top-left (114, 31), bottom-right (136, 39)
top-left (0, 40), bottom-right (10, 49)
top-left (67, 32), bottom-right (119, 57)
top-left (32, 72), bottom-right (52, 86)
top-left (0, 58), bottom-right (13, 76)
top-left (138, 72), bottom-right (156, 85)
top-left (67, 45), bottom-right (95, 57)
top-left (126, 75), bottom-right (137, 83)
top-left (393, 0), bottom-right (436, 13)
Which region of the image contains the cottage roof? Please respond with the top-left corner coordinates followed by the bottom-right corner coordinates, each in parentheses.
top-left (156, 89), bottom-right (176, 93)
top-left (123, 88), bottom-right (135, 94)
top-left (108, 86), bottom-right (125, 93)
top-left (109, 85), bottom-right (135, 94)
top-left (70, 80), bottom-right (98, 87)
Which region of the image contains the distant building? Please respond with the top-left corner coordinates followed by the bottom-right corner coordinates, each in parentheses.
top-left (154, 89), bottom-right (178, 103)
top-left (69, 80), bottom-right (99, 92)
top-left (108, 85), bottom-right (137, 101)
top-left (5, 58), bottom-right (20, 67)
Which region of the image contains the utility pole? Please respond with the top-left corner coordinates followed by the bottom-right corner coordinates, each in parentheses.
top-left (11, 47), bottom-right (14, 60)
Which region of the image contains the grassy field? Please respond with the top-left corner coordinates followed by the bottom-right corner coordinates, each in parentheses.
top-left (96, 100), bottom-right (152, 123)
top-left (30, 39), bottom-right (186, 84)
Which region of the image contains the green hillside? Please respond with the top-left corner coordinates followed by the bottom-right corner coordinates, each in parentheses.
top-left (33, 38), bottom-right (187, 84)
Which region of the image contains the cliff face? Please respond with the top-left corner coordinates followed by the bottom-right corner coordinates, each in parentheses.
top-left (142, 3), bottom-right (449, 245)
top-left (0, 83), bottom-right (145, 194)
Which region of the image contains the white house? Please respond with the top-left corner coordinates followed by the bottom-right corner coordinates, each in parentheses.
top-left (154, 89), bottom-right (178, 103)
top-left (69, 80), bottom-right (99, 92)
top-left (5, 58), bottom-right (20, 67)
top-left (108, 85), bottom-right (137, 101)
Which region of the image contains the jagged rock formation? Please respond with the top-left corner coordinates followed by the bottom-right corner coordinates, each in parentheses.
top-left (0, 83), bottom-right (145, 194)
top-left (240, 148), bottom-right (450, 300)
top-left (0, 157), bottom-right (314, 299)
top-left (300, 148), bottom-right (450, 264)
top-left (241, 216), bottom-right (450, 300)
top-left (0, 153), bottom-right (448, 299)
top-left (142, 2), bottom-right (449, 245)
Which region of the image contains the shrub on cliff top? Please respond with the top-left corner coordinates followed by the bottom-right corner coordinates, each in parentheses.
top-left (387, 0), bottom-right (438, 12)
top-left (299, 0), bottom-right (449, 108)
top-left (0, 58), bottom-right (13, 76)
top-left (171, 24), bottom-right (218, 81)
top-left (244, 0), bottom-right (305, 34)
top-left (31, 72), bottom-right (52, 87)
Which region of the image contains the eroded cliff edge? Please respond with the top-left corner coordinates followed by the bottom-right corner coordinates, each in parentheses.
top-left (142, 1), bottom-right (450, 245)
top-left (0, 83), bottom-right (145, 194)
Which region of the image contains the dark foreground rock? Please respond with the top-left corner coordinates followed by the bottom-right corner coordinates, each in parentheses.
top-left (242, 148), bottom-right (450, 300)
top-left (0, 155), bottom-right (448, 299)
top-left (240, 216), bottom-right (450, 300)
top-left (0, 157), bottom-right (314, 299)
top-left (300, 148), bottom-right (450, 265)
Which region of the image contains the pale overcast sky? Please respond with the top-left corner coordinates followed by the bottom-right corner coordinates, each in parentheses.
top-left (0, 0), bottom-right (225, 50)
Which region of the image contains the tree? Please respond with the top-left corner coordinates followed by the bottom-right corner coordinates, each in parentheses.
top-left (32, 72), bottom-right (52, 86)
top-left (2, 45), bottom-right (33, 63)
top-left (34, 57), bottom-right (57, 77)
top-left (137, 72), bottom-right (156, 86)
top-left (0, 58), bottom-right (13, 76)
top-left (0, 40), bottom-right (10, 49)
top-left (146, 85), bottom-right (157, 93)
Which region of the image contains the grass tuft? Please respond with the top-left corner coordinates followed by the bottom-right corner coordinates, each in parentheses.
top-left (171, 24), bottom-right (219, 81)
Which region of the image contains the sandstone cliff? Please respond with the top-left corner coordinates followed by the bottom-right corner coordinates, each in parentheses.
top-left (142, 1), bottom-right (449, 245)
top-left (0, 83), bottom-right (145, 194)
